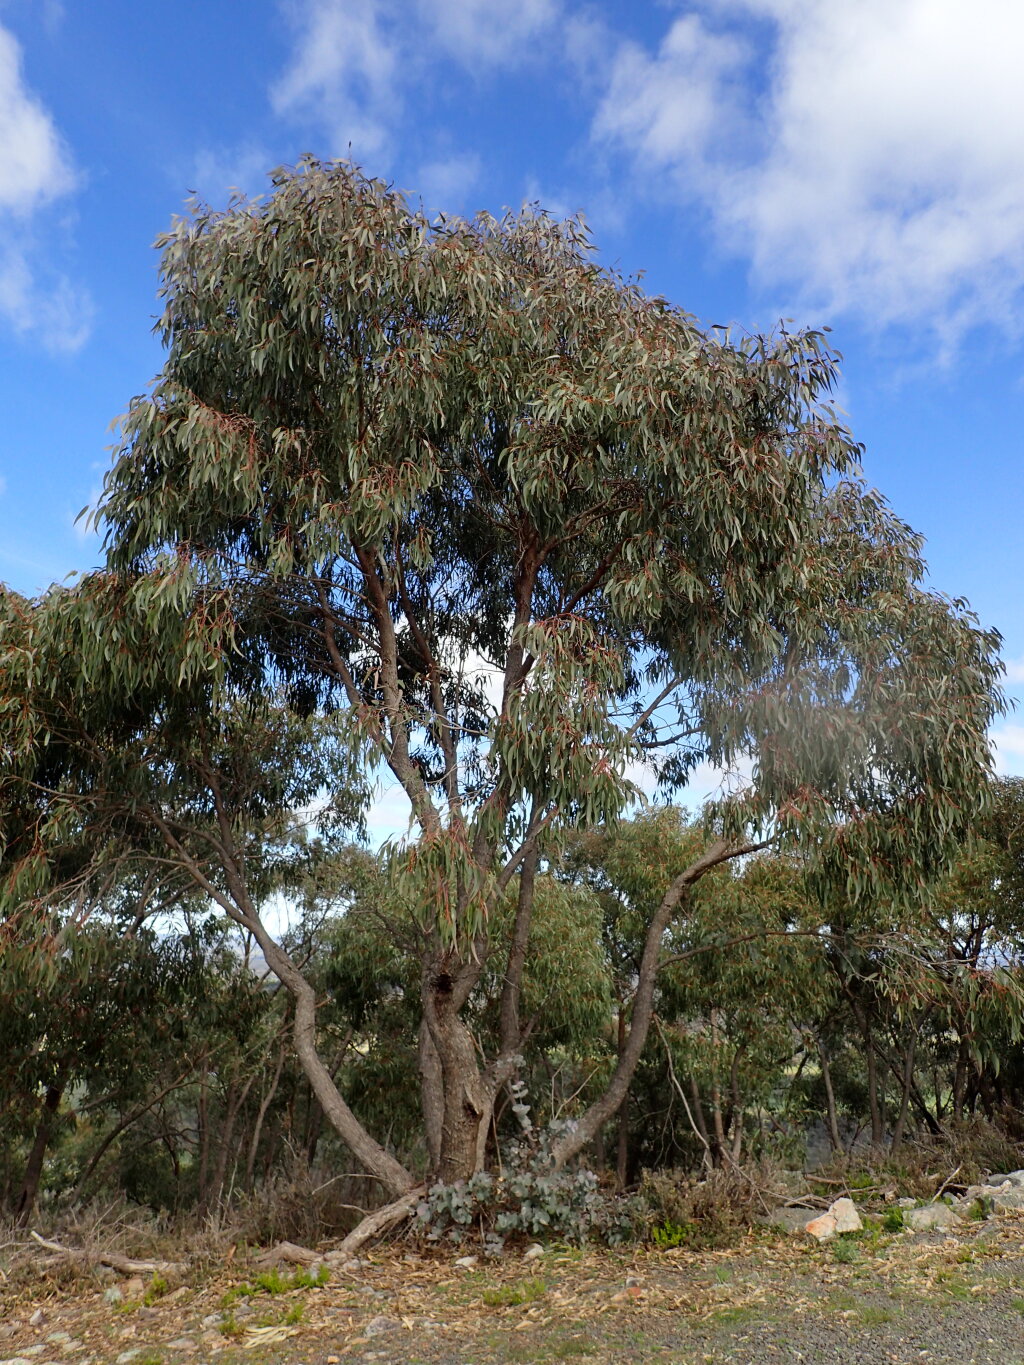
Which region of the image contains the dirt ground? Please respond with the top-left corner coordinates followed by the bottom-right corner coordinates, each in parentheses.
top-left (3, 1213), bottom-right (1024, 1365)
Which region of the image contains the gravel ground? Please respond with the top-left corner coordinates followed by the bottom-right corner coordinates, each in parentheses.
top-left (3, 1215), bottom-right (1023, 1365)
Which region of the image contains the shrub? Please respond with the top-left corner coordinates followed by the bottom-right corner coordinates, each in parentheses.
top-left (416, 1120), bottom-right (643, 1250)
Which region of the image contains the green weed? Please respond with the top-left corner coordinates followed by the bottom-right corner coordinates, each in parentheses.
top-left (482, 1277), bottom-right (547, 1307)
top-left (651, 1219), bottom-right (694, 1249)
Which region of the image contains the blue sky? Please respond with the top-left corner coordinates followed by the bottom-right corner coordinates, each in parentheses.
top-left (2, 0), bottom-right (1024, 788)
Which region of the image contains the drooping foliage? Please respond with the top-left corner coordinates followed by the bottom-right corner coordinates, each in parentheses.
top-left (0, 159), bottom-right (1008, 1201)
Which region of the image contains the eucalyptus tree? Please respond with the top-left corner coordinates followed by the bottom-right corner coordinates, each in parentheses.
top-left (1, 160), bottom-right (1002, 1207)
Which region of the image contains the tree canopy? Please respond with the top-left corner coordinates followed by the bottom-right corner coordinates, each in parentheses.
top-left (0, 159), bottom-right (1005, 1207)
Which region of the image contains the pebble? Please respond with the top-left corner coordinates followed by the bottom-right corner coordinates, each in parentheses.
top-left (28, 1314), bottom-right (45, 1330)
top-left (102, 1288), bottom-right (123, 1307)
top-left (44, 1338), bottom-right (71, 1348)
top-left (453, 1255), bottom-right (478, 1268)
top-left (523, 1243), bottom-right (544, 1260)
top-left (115, 1351), bottom-right (142, 1364)
top-left (164, 1337), bottom-right (196, 1351)
top-left (364, 1317), bottom-right (397, 1338)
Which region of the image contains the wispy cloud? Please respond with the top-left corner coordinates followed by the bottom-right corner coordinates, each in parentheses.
top-left (1002, 657), bottom-right (1024, 686)
top-left (991, 723), bottom-right (1024, 775)
top-left (0, 21), bottom-right (89, 351)
top-left (592, 0), bottom-right (1024, 342)
top-left (273, 0), bottom-right (559, 176)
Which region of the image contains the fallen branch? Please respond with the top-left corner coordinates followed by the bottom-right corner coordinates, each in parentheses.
top-left (254, 1240), bottom-right (320, 1269)
top-left (29, 1231), bottom-right (185, 1275)
top-left (326, 1185), bottom-right (426, 1262)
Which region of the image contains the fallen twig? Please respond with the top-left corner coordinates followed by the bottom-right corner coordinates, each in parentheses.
top-left (29, 1230), bottom-right (185, 1275)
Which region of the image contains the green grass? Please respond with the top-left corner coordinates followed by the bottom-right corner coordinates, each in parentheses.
top-left (482, 1277), bottom-right (547, 1307)
top-left (858, 1305), bottom-right (896, 1325)
top-left (832, 1238), bottom-right (860, 1265)
top-left (220, 1263), bottom-right (329, 1308)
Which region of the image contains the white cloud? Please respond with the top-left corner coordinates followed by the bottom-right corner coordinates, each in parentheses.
top-left (991, 723), bottom-right (1024, 776)
top-left (0, 22), bottom-right (88, 350)
top-left (593, 0), bottom-right (1024, 338)
top-left (188, 144), bottom-right (273, 203)
top-left (1002, 657), bottom-right (1024, 686)
top-left (273, 0), bottom-right (399, 158)
top-left (0, 238), bottom-right (91, 353)
top-left (0, 24), bottom-right (72, 214)
top-left (420, 0), bottom-right (558, 67)
top-left (273, 0), bottom-right (559, 163)
top-left (415, 151), bottom-right (481, 212)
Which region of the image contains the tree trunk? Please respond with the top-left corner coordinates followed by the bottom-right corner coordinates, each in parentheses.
top-left (818, 1039), bottom-right (843, 1153)
top-left (15, 1084), bottom-right (63, 1226)
top-left (423, 964), bottom-right (492, 1183)
top-left (235, 908), bottom-right (415, 1198)
top-left (550, 839), bottom-right (747, 1170)
top-left (889, 1028), bottom-right (917, 1154)
top-left (418, 1016), bottom-right (444, 1178)
top-left (246, 1040), bottom-right (286, 1189)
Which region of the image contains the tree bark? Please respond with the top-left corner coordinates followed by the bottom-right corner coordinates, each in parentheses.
top-left (15, 1084), bottom-right (63, 1226)
top-left (817, 1039), bottom-right (843, 1154)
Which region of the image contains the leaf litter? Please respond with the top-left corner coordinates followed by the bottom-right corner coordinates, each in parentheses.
top-left (2, 1214), bottom-right (1024, 1363)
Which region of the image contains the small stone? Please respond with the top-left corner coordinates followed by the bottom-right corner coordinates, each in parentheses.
top-left (44, 1337), bottom-right (71, 1348)
top-left (164, 1337), bottom-right (196, 1351)
top-left (830, 1198), bottom-right (862, 1234)
top-left (115, 1353), bottom-right (141, 1365)
top-left (0, 1357), bottom-right (34, 1365)
top-left (123, 1278), bottom-right (144, 1299)
top-left (904, 1203), bottom-right (962, 1232)
top-left (21, 1350), bottom-right (44, 1359)
top-left (897, 1197), bottom-right (917, 1208)
top-left (28, 1313), bottom-right (45, 1329)
top-left (992, 1189), bottom-right (1024, 1212)
top-left (0, 1327), bottom-right (17, 1341)
top-left (200, 1315), bottom-right (220, 1329)
top-left (103, 1288), bottom-right (123, 1307)
top-left (134, 1309), bottom-right (157, 1322)
top-left (804, 1211), bottom-right (837, 1241)
top-left (453, 1255), bottom-right (478, 1269)
top-left (523, 1244), bottom-right (544, 1261)
top-left (364, 1317), bottom-right (396, 1338)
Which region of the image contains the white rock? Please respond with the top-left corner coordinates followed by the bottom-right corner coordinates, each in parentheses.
top-left (453, 1254), bottom-right (478, 1268)
top-left (992, 1189), bottom-right (1024, 1212)
top-left (904, 1203), bottom-right (962, 1232)
top-left (804, 1211), bottom-right (837, 1241)
top-left (523, 1244), bottom-right (544, 1261)
top-left (830, 1198), bottom-right (862, 1234)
